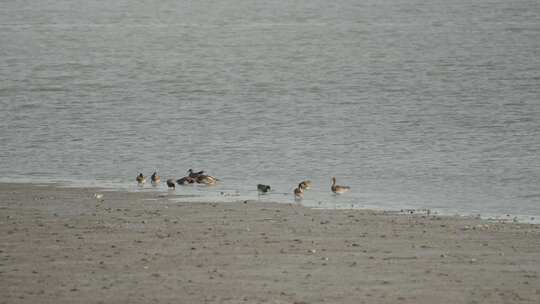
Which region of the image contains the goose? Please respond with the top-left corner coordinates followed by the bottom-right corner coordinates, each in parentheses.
top-left (166, 179), bottom-right (175, 189)
top-left (136, 173), bottom-right (146, 185)
top-left (331, 177), bottom-right (350, 194)
top-left (151, 171), bottom-right (160, 186)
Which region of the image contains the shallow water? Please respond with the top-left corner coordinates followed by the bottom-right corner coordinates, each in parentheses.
top-left (1, 0), bottom-right (539, 220)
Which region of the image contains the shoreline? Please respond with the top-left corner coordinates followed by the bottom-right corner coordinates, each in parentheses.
top-left (1, 182), bottom-right (539, 303)
top-left (1, 177), bottom-right (538, 224)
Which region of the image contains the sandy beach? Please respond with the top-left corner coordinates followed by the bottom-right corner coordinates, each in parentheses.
top-left (1, 183), bottom-right (539, 304)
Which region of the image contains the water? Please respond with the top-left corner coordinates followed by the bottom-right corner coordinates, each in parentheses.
top-left (1, 0), bottom-right (539, 221)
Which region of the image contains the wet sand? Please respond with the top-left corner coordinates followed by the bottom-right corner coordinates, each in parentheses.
top-left (1, 183), bottom-right (539, 303)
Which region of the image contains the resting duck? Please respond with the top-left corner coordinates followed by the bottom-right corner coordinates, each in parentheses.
top-left (298, 180), bottom-right (312, 190)
top-left (331, 177), bottom-right (350, 194)
top-left (188, 169), bottom-right (205, 178)
top-left (136, 173), bottom-right (146, 185)
top-left (177, 176), bottom-right (196, 185)
top-left (257, 184), bottom-right (271, 194)
top-left (166, 179), bottom-right (175, 189)
top-left (151, 171), bottom-right (161, 186)
top-left (196, 174), bottom-right (218, 185)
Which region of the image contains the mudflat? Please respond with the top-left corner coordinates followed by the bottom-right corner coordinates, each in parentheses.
top-left (1, 183), bottom-right (539, 303)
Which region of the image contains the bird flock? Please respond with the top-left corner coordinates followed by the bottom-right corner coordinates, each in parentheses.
top-left (136, 170), bottom-right (349, 200)
top-left (137, 169), bottom-right (219, 189)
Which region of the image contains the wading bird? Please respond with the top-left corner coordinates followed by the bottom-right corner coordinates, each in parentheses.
top-left (151, 171), bottom-right (160, 186)
top-left (331, 177), bottom-right (350, 194)
top-left (136, 173), bottom-right (146, 185)
top-left (257, 184), bottom-right (271, 194)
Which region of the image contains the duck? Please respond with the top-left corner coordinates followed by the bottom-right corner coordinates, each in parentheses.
top-left (136, 173), bottom-right (146, 185)
top-left (188, 169), bottom-right (205, 178)
top-left (166, 179), bottom-right (175, 189)
top-left (298, 180), bottom-right (312, 190)
top-left (176, 176), bottom-right (196, 185)
top-left (331, 177), bottom-right (350, 194)
top-left (257, 184), bottom-right (271, 194)
top-left (151, 171), bottom-right (160, 186)
top-left (294, 186), bottom-right (304, 200)
top-left (196, 174), bottom-right (218, 185)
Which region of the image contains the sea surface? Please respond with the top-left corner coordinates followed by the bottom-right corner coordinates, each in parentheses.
top-left (1, 0), bottom-right (539, 221)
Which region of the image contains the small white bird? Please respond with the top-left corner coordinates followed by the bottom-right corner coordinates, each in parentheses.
top-left (94, 193), bottom-right (104, 202)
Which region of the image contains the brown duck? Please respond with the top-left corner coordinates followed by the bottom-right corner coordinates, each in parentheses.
top-left (196, 174), bottom-right (219, 185)
top-left (136, 173), bottom-right (146, 185)
top-left (331, 177), bottom-right (350, 194)
top-left (151, 171), bottom-right (160, 186)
